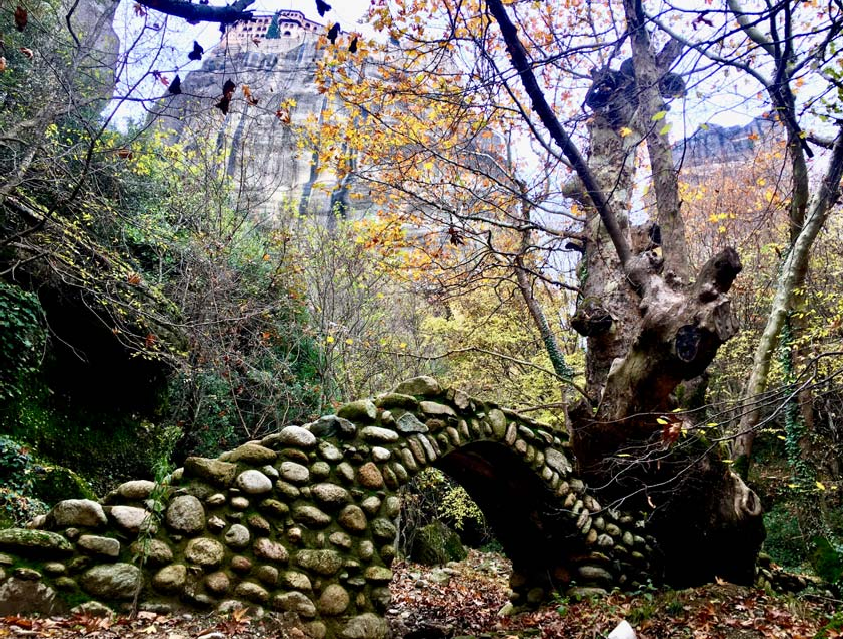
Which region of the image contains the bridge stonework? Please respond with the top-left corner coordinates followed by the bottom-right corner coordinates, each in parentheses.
top-left (0, 377), bottom-right (657, 639)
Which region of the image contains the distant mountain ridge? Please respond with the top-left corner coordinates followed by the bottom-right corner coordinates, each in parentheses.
top-left (674, 116), bottom-right (778, 167)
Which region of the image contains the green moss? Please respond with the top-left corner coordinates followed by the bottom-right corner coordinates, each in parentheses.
top-left (815, 612), bottom-right (843, 639)
top-left (30, 466), bottom-right (97, 504)
top-left (809, 536), bottom-right (843, 584)
top-left (410, 520), bottom-right (467, 566)
top-left (0, 528), bottom-right (73, 554)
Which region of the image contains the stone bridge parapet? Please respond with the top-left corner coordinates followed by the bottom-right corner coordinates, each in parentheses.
top-left (0, 377), bottom-right (657, 639)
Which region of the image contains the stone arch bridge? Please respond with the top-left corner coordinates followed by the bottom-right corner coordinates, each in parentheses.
top-left (0, 377), bottom-right (657, 639)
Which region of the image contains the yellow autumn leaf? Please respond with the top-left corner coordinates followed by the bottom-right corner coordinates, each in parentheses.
top-left (619, 126), bottom-right (633, 138)
top-left (816, 481), bottom-right (826, 491)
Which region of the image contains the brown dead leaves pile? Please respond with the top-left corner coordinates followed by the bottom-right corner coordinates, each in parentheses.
top-left (1, 551), bottom-right (837, 639)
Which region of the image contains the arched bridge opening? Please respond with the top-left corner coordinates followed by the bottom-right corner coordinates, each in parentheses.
top-left (436, 440), bottom-right (589, 605)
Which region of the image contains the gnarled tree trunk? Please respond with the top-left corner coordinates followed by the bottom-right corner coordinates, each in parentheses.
top-left (487, 0), bottom-right (765, 586)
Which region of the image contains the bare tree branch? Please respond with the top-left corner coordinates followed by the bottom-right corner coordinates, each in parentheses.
top-left (484, 0), bottom-right (633, 270)
top-left (136, 0), bottom-right (255, 23)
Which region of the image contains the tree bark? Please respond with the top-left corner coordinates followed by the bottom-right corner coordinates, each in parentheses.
top-left (485, 0), bottom-right (766, 587)
top-left (136, 0), bottom-right (255, 23)
top-left (624, 0), bottom-right (690, 283)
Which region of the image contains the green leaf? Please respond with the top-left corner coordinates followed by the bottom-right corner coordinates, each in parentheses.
top-left (659, 122), bottom-right (672, 135)
top-left (656, 417), bottom-right (669, 425)
top-left (651, 110), bottom-right (668, 121)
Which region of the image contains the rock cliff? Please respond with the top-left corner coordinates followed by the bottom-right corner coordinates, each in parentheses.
top-left (153, 24), bottom-right (369, 222)
top-left (675, 116), bottom-right (778, 167)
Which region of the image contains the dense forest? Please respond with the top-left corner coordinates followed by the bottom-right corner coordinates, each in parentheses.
top-left (1, 0), bottom-right (843, 634)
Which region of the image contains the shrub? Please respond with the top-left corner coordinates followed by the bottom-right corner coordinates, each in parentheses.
top-left (0, 436), bottom-right (48, 527)
top-left (810, 536), bottom-right (843, 585)
top-left (0, 282), bottom-right (46, 401)
top-left (763, 504), bottom-right (809, 569)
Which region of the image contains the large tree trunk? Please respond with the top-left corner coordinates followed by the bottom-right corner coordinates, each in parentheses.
top-left (486, 0), bottom-right (766, 587)
top-left (569, 109), bottom-right (641, 395)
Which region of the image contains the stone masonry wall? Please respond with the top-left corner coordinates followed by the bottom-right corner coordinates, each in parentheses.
top-left (0, 377), bottom-right (656, 639)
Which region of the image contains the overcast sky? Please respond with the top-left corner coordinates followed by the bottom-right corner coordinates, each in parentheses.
top-left (108, 0), bottom-right (771, 137)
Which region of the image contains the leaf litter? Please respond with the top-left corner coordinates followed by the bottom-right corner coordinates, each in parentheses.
top-left (0, 549), bottom-right (837, 639)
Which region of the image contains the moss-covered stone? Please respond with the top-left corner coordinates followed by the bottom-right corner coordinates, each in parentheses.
top-left (272, 591), bottom-right (316, 617)
top-left (409, 521), bottom-right (467, 566)
top-left (185, 537), bottom-right (224, 568)
top-left (152, 564), bottom-right (187, 593)
top-left (183, 457), bottom-right (237, 487)
top-left (48, 499), bottom-right (107, 528)
top-left (340, 613), bottom-right (389, 639)
top-left (336, 400), bottom-right (377, 422)
top-left (295, 549), bottom-right (343, 576)
top-left (79, 564), bottom-right (142, 599)
top-left (0, 529), bottom-right (73, 555)
top-left (318, 583), bottom-right (350, 615)
top-left (393, 376), bottom-right (441, 397)
top-left (30, 466), bottom-right (96, 504)
top-left (374, 393), bottom-right (419, 410)
top-left (0, 578), bottom-right (60, 616)
top-left (262, 426), bottom-right (317, 449)
top-left (130, 539), bottom-right (173, 566)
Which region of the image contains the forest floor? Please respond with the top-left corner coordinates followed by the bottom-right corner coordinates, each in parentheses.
top-left (0, 549), bottom-right (839, 639)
